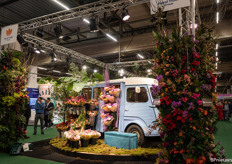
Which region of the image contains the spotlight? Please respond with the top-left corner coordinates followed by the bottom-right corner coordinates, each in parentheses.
top-left (121, 7), bottom-right (130, 21)
top-left (82, 65), bottom-right (87, 70)
top-left (118, 69), bottom-right (124, 76)
top-left (93, 69), bottom-right (98, 73)
top-left (36, 28), bottom-right (44, 37)
top-left (147, 69), bottom-right (152, 73)
top-left (40, 49), bottom-right (46, 53)
top-left (83, 18), bottom-right (90, 24)
top-left (50, 51), bottom-right (57, 62)
top-left (17, 34), bottom-right (28, 47)
top-left (54, 25), bottom-right (63, 38)
top-left (90, 16), bottom-right (99, 32)
top-left (35, 50), bottom-right (40, 54)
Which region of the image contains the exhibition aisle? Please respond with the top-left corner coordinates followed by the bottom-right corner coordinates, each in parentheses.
top-left (20, 126), bottom-right (57, 143)
top-left (0, 153), bottom-right (63, 164)
top-left (214, 118), bottom-right (232, 159)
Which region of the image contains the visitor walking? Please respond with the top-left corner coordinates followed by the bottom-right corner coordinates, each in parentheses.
top-left (44, 98), bottom-right (54, 129)
top-left (33, 97), bottom-right (45, 135)
top-left (216, 101), bottom-right (224, 121)
top-left (228, 101), bottom-right (232, 117)
top-left (24, 97), bottom-right (31, 138)
top-left (223, 101), bottom-right (230, 121)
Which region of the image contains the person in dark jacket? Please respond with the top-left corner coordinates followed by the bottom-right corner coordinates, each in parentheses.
top-left (229, 101), bottom-right (232, 117)
top-left (33, 97), bottom-right (45, 135)
top-left (44, 98), bottom-right (54, 129)
top-left (24, 98), bottom-right (31, 138)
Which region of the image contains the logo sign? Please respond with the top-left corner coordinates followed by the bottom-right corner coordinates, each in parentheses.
top-left (150, 0), bottom-right (190, 14)
top-left (1, 24), bottom-right (18, 46)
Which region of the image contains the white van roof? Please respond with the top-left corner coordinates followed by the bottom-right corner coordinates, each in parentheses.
top-left (98, 77), bottom-right (158, 86)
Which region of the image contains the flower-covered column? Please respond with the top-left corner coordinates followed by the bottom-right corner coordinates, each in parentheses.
top-left (152, 26), bottom-right (224, 163)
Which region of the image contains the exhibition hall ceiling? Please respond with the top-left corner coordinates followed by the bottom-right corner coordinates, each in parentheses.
top-left (0, 0), bottom-right (232, 93)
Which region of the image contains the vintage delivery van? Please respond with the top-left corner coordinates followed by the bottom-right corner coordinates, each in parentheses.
top-left (82, 77), bottom-right (159, 145)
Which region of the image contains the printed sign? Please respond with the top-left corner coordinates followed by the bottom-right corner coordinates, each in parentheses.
top-left (150, 0), bottom-right (190, 14)
top-left (1, 24), bottom-right (18, 45)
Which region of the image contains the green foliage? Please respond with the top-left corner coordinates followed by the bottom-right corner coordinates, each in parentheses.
top-left (0, 50), bottom-right (28, 151)
top-left (153, 24), bottom-right (222, 163)
top-left (50, 137), bottom-right (161, 156)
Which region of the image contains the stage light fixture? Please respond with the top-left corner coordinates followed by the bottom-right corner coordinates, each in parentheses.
top-left (50, 51), bottom-right (57, 62)
top-left (90, 17), bottom-right (99, 32)
top-left (121, 7), bottom-right (130, 21)
top-left (35, 49), bottom-right (40, 54)
top-left (36, 28), bottom-right (44, 37)
top-left (83, 65), bottom-right (87, 70)
top-left (93, 69), bottom-right (98, 73)
top-left (147, 69), bottom-right (152, 73)
top-left (38, 67), bottom-right (47, 70)
top-left (17, 34), bottom-right (28, 47)
top-left (53, 70), bottom-right (61, 73)
top-left (54, 25), bottom-right (63, 38)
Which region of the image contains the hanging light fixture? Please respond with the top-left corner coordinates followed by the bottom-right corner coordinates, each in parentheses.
top-left (90, 16), bottom-right (99, 32)
top-left (50, 50), bottom-right (57, 62)
top-left (121, 7), bottom-right (130, 21)
top-left (53, 25), bottom-right (63, 38)
top-left (36, 28), bottom-right (44, 37)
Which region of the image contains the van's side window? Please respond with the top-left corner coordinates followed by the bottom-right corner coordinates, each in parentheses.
top-left (94, 87), bottom-right (103, 99)
top-left (127, 87), bottom-right (148, 103)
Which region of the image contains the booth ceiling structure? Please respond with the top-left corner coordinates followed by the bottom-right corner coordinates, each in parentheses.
top-left (0, 0), bottom-right (232, 93)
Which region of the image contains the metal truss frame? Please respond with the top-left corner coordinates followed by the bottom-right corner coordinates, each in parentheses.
top-left (19, 0), bottom-right (149, 31)
top-left (111, 59), bottom-right (153, 67)
top-left (23, 33), bottom-right (136, 76)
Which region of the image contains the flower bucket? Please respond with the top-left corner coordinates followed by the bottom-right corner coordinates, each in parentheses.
top-left (60, 130), bottom-right (66, 139)
top-left (90, 138), bottom-right (97, 145)
top-left (57, 129), bottom-right (61, 138)
top-left (70, 140), bottom-right (79, 148)
top-left (81, 139), bottom-right (89, 147)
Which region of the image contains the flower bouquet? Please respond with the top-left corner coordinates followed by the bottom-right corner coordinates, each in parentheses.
top-left (87, 111), bottom-right (98, 117)
top-left (89, 99), bottom-right (98, 110)
top-left (90, 130), bottom-right (101, 145)
top-left (106, 95), bottom-right (115, 103)
top-left (91, 130), bottom-right (101, 139)
top-left (104, 85), bottom-right (115, 91)
top-left (102, 114), bottom-right (114, 126)
top-left (64, 130), bottom-right (81, 148)
top-left (99, 94), bottom-right (108, 103)
top-left (101, 104), bottom-right (111, 112)
top-left (100, 113), bottom-right (107, 118)
top-left (108, 103), bottom-right (117, 112)
top-left (109, 88), bottom-right (121, 97)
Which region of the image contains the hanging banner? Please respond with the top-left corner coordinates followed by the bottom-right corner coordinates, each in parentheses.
top-left (1, 24), bottom-right (18, 46)
top-left (150, 0), bottom-right (190, 15)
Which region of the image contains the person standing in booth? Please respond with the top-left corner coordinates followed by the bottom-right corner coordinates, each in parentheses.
top-left (33, 97), bottom-right (45, 135)
top-left (44, 98), bottom-right (54, 129)
top-left (223, 101), bottom-right (230, 121)
top-left (216, 101), bottom-right (224, 121)
top-left (24, 97), bottom-right (31, 138)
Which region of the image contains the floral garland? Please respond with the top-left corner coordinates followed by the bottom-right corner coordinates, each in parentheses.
top-left (152, 25), bottom-right (224, 163)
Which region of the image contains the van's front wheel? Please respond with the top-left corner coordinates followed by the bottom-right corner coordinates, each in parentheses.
top-left (126, 125), bottom-right (144, 146)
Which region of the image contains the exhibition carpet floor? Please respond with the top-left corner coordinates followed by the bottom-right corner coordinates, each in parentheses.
top-left (214, 118), bottom-right (232, 159)
top-left (20, 125), bottom-right (57, 143)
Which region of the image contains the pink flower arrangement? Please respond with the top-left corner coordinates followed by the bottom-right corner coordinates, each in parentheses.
top-left (87, 111), bottom-right (98, 117)
top-left (91, 130), bottom-right (101, 139)
top-left (101, 114), bottom-right (114, 126)
top-left (181, 97), bottom-right (188, 103)
top-left (108, 103), bottom-right (117, 112)
top-left (101, 104), bottom-right (111, 112)
top-left (64, 130), bottom-right (81, 141)
top-left (109, 88), bottom-right (121, 97)
top-left (106, 95), bottom-right (115, 103)
top-left (104, 85), bottom-right (115, 91)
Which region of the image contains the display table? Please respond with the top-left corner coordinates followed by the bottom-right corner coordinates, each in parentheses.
top-left (104, 131), bottom-right (138, 149)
